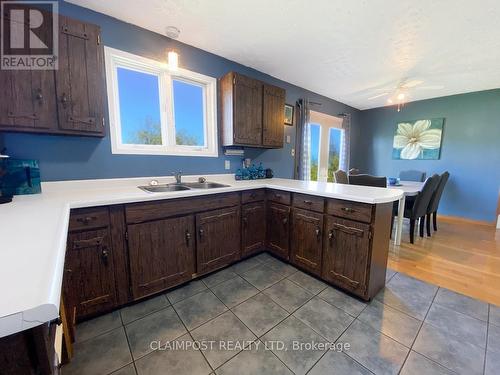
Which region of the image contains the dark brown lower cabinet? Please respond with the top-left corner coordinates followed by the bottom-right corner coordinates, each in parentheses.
top-left (196, 206), bottom-right (241, 274)
top-left (266, 202), bottom-right (290, 260)
top-left (290, 208), bottom-right (323, 275)
top-left (127, 215), bottom-right (195, 299)
top-left (241, 201), bottom-right (266, 257)
top-left (322, 216), bottom-right (371, 298)
top-left (63, 228), bottom-right (116, 321)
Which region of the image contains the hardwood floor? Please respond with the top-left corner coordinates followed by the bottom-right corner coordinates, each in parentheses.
top-left (388, 216), bottom-right (500, 306)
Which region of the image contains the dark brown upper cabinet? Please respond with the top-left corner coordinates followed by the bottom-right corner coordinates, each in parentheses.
top-left (262, 84), bottom-right (285, 147)
top-left (127, 215), bottom-right (195, 300)
top-left (0, 12), bottom-right (106, 137)
top-left (56, 16), bottom-right (105, 135)
top-left (0, 8), bottom-right (58, 131)
top-left (220, 72), bottom-right (285, 148)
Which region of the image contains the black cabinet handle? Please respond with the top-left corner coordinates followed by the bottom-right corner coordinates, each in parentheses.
top-left (341, 207), bottom-right (355, 213)
top-left (61, 93), bottom-right (69, 108)
top-left (328, 230), bottom-right (334, 240)
top-left (35, 88), bottom-right (43, 102)
top-left (304, 200), bottom-right (313, 205)
top-left (185, 231), bottom-right (191, 246)
top-left (199, 228), bottom-right (204, 237)
top-left (282, 217), bottom-right (288, 225)
top-left (315, 227), bottom-right (321, 237)
top-left (101, 247), bottom-right (109, 265)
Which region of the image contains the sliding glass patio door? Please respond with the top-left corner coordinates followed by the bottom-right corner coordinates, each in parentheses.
top-left (306, 111), bottom-right (344, 182)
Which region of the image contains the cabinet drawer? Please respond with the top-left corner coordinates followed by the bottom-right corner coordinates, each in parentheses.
top-left (242, 189), bottom-right (265, 204)
top-left (292, 193), bottom-right (325, 213)
top-left (69, 207), bottom-right (109, 231)
top-left (326, 199), bottom-right (373, 224)
top-left (267, 189), bottom-right (291, 205)
top-left (126, 193), bottom-right (240, 224)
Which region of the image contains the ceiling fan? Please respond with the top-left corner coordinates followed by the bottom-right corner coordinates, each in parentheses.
top-left (367, 79), bottom-right (444, 111)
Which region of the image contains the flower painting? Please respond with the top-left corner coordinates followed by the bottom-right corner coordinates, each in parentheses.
top-left (392, 118), bottom-right (444, 160)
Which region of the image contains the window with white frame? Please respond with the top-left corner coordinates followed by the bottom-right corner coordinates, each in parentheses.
top-left (104, 47), bottom-right (218, 156)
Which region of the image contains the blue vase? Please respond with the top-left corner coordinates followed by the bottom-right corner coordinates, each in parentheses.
top-left (235, 169), bottom-right (242, 180)
top-left (257, 162), bottom-right (265, 179)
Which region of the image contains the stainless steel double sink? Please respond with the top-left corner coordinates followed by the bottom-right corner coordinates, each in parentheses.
top-left (139, 181), bottom-right (230, 193)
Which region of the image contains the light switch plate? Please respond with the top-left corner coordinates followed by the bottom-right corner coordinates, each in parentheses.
top-left (291, 148), bottom-right (295, 156)
top-left (286, 135), bottom-right (291, 144)
top-left (224, 160), bottom-right (230, 170)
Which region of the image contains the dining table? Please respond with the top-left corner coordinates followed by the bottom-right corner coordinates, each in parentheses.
top-left (388, 180), bottom-right (425, 245)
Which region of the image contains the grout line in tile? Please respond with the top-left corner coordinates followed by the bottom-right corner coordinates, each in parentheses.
top-left (102, 326), bottom-right (134, 375)
top-left (483, 304), bottom-right (490, 375)
top-left (74, 322), bottom-right (124, 345)
top-left (399, 285), bottom-right (449, 374)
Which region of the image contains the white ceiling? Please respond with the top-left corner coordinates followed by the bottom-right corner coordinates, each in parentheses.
top-left (67, 0), bottom-right (500, 110)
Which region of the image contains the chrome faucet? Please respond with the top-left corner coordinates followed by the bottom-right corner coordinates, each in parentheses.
top-left (173, 171), bottom-right (182, 184)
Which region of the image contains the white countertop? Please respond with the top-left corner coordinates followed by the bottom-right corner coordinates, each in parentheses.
top-left (0, 174), bottom-right (402, 337)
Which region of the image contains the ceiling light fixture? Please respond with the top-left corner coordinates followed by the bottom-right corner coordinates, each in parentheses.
top-left (165, 26), bottom-right (180, 70)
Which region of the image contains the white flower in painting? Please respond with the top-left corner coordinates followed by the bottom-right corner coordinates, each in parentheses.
top-left (393, 120), bottom-right (441, 159)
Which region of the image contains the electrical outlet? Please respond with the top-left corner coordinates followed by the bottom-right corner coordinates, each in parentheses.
top-left (291, 148), bottom-right (295, 156)
top-left (224, 160), bottom-right (230, 170)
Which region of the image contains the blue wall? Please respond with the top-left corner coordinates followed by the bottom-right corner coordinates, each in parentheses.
top-left (1, 1), bottom-right (359, 181)
top-left (352, 89), bottom-right (500, 222)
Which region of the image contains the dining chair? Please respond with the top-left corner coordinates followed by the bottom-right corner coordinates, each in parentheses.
top-left (334, 170), bottom-right (349, 184)
top-left (349, 174), bottom-right (387, 188)
top-left (399, 170), bottom-right (427, 182)
top-left (392, 174), bottom-right (440, 244)
top-left (425, 171), bottom-right (450, 235)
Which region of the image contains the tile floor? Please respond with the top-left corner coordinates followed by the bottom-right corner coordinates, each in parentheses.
top-left (62, 252), bottom-right (500, 375)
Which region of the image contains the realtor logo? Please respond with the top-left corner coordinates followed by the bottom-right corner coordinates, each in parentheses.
top-left (1, 1), bottom-right (58, 70)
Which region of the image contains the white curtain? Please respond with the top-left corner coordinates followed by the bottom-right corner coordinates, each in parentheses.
top-left (302, 123), bottom-right (311, 180)
top-left (340, 113), bottom-right (351, 172)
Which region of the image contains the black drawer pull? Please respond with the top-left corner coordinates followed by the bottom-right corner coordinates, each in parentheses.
top-left (303, 200), bottom-right (313, 205)
top-left (185, 231), bottom-right (191, 245)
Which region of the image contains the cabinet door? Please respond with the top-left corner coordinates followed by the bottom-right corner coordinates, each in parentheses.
top-left (63, 229), bottom-right (116, 320)
top-left (56, 16), bottom-right (105, 135)
top-left (196, 206), bottom-right (241, 274)
top-left (322, 216), bottom-right (371, 297)
top-left (233, 73), bottom-right (262, 146)
top-left (127, 215), bottom-right (195, 299)
top-left (0, 9), bottom-right (57, 130)
top-left (262, 84), bottom-right (285, 147)
top-left (266, 203), bottom-right (290, 260)
top-left (291, 209), bottom-right (323, 275)
top-left (242, 202), bottom-right (266, 257)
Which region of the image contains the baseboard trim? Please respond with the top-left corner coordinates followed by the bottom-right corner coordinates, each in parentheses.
top-left (437, 214), bottom-right (496, 227)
